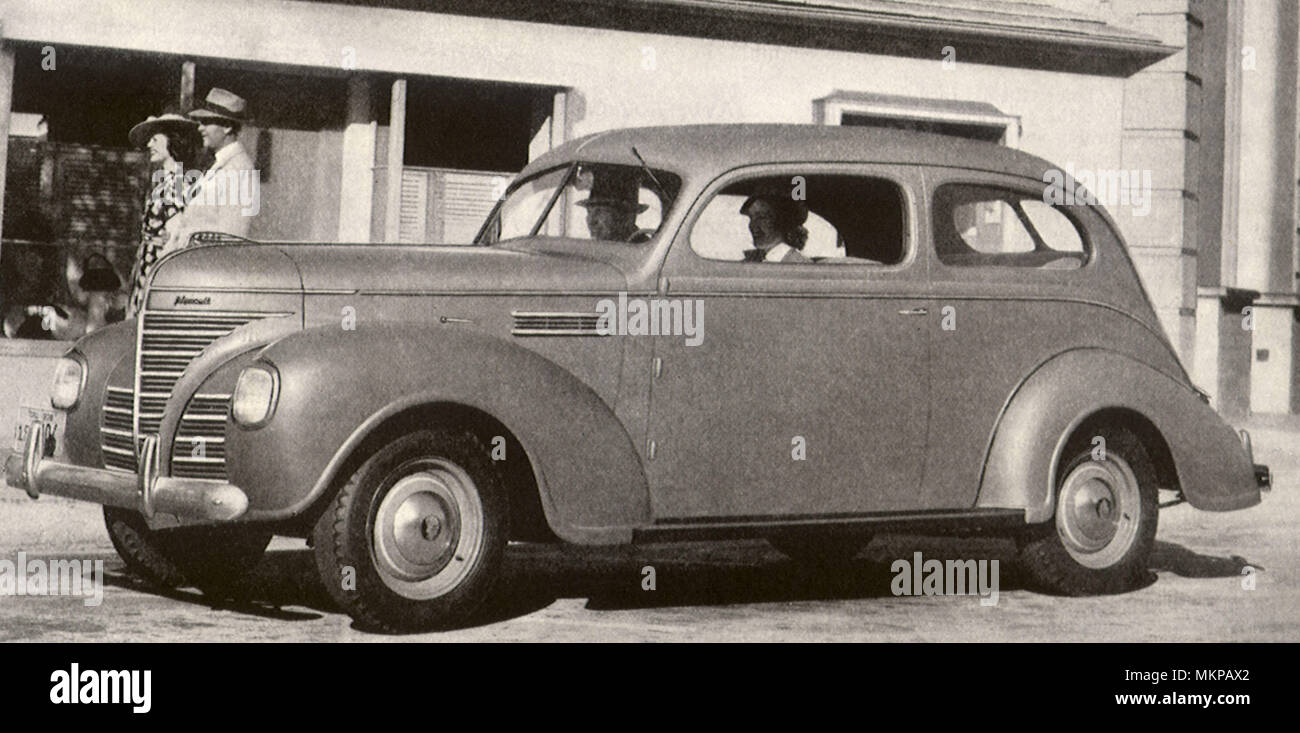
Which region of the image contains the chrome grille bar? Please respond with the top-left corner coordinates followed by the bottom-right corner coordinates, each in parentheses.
top-left (101, 386), bottom-right (136, 471)
top-left (171, 392), bottom-right (234, 479)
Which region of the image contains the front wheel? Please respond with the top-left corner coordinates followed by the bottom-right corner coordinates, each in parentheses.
top-left (1017, 428), bottom-right (1158, 595)
top-left (312, 428), bottom-right (508, 632)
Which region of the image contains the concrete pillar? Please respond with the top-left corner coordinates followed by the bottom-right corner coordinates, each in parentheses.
top-left (1192, 293), bottom-right (1221, 401)
top-left (0, 37), bottom-right (14, 250)
top-left (551, 90), bottom-right (568, 148)
top-left (1114, 1), bottom-right (1199, 366)
top-left (337, 76), bottom-right (376, 242)
top-left (1250, 303), bottom-right (1293, 413)
top-left (383, 78), bottom-right (406, 244)
top-left (180, 61), bottom-right (195, 112)
top-left (1234, 0), bottom-right (1299, 414)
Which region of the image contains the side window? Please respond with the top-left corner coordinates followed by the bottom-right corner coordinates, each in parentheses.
top-left (934, 183), bottom-right (1086, 269)
top-left (689, 174), bottom-right (906, 265)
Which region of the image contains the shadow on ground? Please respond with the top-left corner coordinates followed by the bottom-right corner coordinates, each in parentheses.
top-left (1149, 540), bottom-right (1262, 578)
top-left (95, 535), bottom-right (1262, 633)
top-left (98, 536), bottom-right (1026, 631)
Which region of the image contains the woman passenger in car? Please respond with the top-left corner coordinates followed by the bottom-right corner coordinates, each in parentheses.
top-left (739, 195), bottom-right (810, 263)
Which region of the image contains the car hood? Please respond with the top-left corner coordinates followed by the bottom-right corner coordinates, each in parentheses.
top-left (150, 242), bottom-right (631, 294)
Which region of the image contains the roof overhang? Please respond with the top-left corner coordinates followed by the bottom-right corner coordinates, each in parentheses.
top-left (316, 0), bottom-right (1179, 77)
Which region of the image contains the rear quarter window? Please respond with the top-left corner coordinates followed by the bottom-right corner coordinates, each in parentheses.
top-left (933, 183), bottom-right (1088, 270)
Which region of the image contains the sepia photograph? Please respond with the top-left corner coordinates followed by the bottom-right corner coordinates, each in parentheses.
top-left (0, 0), bottom-right (1292, 701)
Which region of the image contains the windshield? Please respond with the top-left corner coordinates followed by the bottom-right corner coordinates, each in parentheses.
top-left (476, 162), bottom-right (681, 245)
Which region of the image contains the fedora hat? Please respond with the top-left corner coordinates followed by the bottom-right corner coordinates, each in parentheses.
top-left (188, 88), bottom-right (249, 125)
top-left (576, 169), bottom-right (648, 213)
top-left (128, 113), bottom-right (198, 148)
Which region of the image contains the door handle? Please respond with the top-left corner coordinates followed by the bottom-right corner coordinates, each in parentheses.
top-left (897, 307), bottom-right (928, 316)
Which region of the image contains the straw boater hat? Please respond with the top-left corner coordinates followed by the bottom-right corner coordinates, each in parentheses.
top-left (188, 88), bottom-right (250, 126)
top-left (128, 113), bottom-right (198, 148)
top-left (577, 170), bottom-right (648, 213)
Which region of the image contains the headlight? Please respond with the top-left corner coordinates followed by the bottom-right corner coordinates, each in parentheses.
top-left (50, 353), bottom-right (87, 410)
top-left (232, 364), bottom-right (279, 427)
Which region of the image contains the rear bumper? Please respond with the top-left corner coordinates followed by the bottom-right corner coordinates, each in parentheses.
top-left (1240, 429), bottom-right (1273, 492)
top-left (4, 420), bottom-right (248, 522)
top-left (1254, 464), bottom-right (1272, 491)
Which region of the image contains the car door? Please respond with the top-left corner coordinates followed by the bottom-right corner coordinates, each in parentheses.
top-left (922, 168), bottom-right (1099, 509)
top-left (645, 164), bottom-right (932, 521)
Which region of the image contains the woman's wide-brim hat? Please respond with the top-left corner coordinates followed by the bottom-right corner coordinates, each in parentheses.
top-left (128, 113), bottom-right (198, 148)
top-left (188, 87), bottom-right (249, 125)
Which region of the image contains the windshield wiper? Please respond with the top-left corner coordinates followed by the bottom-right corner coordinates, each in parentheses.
top-left (631, 146), bottom-right (669, 203)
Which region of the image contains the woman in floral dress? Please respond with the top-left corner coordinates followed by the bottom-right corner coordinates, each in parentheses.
top-left (127, 113), bottom-right (199, 316)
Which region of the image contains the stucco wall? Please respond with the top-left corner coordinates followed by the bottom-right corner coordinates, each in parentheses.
top-left (2, 0), bottom-right (1126, 172)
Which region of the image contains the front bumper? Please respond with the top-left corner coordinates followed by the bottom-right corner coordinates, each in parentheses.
top-left (4, 420), bottom-right (248, 522)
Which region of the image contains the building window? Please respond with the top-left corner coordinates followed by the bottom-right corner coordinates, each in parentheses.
top-left (814, 90), bottom-right (1020, 146)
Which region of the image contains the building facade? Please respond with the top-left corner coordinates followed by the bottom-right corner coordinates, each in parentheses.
top-left (0, 0), bottom-right (1296, 428)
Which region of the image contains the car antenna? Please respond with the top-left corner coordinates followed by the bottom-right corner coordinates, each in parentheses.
top-left (631, 146), bottom-right (669, 201)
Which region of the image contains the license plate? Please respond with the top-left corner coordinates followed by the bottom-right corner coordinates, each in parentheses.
top-left (12, 407), bottom-right (66, 459)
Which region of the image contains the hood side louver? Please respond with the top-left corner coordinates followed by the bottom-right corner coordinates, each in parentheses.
top-left (511, 311), bottom-right (605, 337)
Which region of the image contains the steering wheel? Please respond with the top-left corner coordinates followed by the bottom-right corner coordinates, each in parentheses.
top-left (628, 229), bottom-right (655, 244)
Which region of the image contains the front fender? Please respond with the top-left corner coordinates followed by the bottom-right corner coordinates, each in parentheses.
top-left (977, 348), bottom-right (1260, 522)
top-left (63, 319), bottom-right (136, 468)
top-left (226, 323), bottom-right (650, 543)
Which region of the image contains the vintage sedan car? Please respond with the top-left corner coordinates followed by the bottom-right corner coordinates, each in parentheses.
top-left (6, 125), bottom-right (1271, 631)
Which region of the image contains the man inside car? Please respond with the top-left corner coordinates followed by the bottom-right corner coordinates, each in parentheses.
top-left (577, 170), bottom-right (653, 243)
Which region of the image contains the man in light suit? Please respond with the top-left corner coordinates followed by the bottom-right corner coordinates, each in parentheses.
top-left (164, 88), bottom-right (260, 253)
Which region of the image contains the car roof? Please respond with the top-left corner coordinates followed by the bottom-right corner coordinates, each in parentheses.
top-left (523, 124), bottom-right (1056, 182)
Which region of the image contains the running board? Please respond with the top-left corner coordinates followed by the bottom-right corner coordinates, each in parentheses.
top-left (635, 508), bottom-right (1027, 543)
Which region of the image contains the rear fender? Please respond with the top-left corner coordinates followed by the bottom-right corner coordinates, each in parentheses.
top-left (977, 348), bottom-right (1259, 522)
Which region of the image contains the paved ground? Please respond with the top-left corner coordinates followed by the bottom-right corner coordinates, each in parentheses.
top-left (1, 422), bottom-right (1295, 642)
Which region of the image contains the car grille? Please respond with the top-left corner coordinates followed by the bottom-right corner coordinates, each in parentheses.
top-left (136, 310), bottom-right (270, 434)
top-left (101, 386), bottom-right (137, 471)
top-left (99, 309), bottom-right (281, 478)
top-left (170, 393), bottom-right (232, 479)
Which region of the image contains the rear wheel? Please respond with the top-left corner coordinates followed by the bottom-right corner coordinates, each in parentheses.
top-left (1017, 427), bottom-right (1158, 595)
top-left (103, 507), bottom-right (271, 593)
top-left (312, 428), bottom-right (508, 632)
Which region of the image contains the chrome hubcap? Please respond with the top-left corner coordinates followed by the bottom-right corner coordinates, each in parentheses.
top-left (1056, 454), bottom-right (1141, 569)
top-left (371, 459), bottom-right (484, 600)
